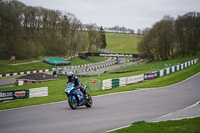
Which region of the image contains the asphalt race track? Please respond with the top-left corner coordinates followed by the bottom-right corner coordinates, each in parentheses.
top-left (0, 73), bottom-right (200, 133)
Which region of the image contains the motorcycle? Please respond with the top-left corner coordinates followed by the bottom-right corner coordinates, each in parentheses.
top-left (65, 82), bottom-right (93, 109)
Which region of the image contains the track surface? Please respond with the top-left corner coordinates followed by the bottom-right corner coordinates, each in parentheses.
top-left (0, 73), bottom-right (200, 133)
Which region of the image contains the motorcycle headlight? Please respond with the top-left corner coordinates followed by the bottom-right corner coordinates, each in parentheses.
top-left (65, 90), bottom-right (68, 94)
top-left (67, 89), bottom-right (71, 93)
top-left (65, 87), bottom-right (74, 94)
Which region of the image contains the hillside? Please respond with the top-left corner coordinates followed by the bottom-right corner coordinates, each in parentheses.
top-left (106, 33), bottom-right (141, 54)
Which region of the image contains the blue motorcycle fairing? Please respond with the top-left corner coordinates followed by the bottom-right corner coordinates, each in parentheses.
top-left (72, 95), bottom-right (75, 100)
top-left (65, 83), bottom-right (75, 94)
top-left (84, 86), bottom-right (86, 90)
top-left (65, 82), bottom-right (85, 106)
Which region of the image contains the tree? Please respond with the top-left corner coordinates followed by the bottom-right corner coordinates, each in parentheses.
top-left (175, 12), bottom-right (200, 56)
top-left (137, 12), bottom-right (200, 61)
top-left (137, 29), bottom-right (141, 35)
top-left (99, 26), bottom-right (107, 49)
top-left (0, 0), bottom-right (104, 60)
top-left (86, 23), bottom-right (99, 52)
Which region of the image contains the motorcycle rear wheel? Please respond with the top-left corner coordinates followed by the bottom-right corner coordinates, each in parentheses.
top-left (68, 96), bottom-right (78, 109)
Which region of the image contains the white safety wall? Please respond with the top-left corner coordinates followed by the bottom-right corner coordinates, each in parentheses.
top-left (29, 87), bottom-right (48, 98)
top-left (119, 77), bottom-right (126, 87)
top-left (102, 79), bottom-right (112, 90)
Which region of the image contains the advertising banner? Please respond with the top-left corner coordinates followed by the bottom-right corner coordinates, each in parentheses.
top-left (144, 73), bottom-right (157, 80)
top-left (0, 90), bottom-right (28, 102)
top-left (126, 74), bottom-right (144, 84)
top-left (79, 53), bottom-right (145, 58)
top-left (0, 91), bottom-right (14, 101)
top-left (14, 90), bottom-right (27, 99)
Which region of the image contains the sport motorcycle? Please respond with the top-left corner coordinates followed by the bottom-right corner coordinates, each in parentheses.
top-left (65, 82), bottom-right (92, 109)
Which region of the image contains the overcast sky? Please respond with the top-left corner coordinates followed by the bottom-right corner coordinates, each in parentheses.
top-left (19, 0), bottom-right (200, 31)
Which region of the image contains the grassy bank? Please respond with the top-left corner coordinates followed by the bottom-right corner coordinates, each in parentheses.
top-left (106, 33), bottom-right (141, 53)
top-left (109, 117), bottom-right (200, 133)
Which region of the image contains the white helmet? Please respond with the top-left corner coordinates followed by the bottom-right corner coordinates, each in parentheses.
top-left (67, 71), bottom-right (73, 76)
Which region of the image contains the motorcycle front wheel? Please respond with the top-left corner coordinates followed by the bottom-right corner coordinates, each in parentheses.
top-left (85, 94), bottom-right (93, 108)
top-left (68, 96), bottom-right (78, 109)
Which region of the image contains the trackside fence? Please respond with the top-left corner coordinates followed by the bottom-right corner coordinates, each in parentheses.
top-left (102, 59), bottom-right (198, 90)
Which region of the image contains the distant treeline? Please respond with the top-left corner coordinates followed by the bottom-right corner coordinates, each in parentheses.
top-left (104, 26), bottom-right (135, 34)
top-left (0, 0), bottom-right (107, 60)
top-left (137, 12), bottom-right (200, 61)
top-left (104, 26), bottom-right (144, 35)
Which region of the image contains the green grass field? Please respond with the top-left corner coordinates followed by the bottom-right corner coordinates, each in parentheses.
top-left (106, 33), bottom-right (141, 53)
top-left (110, 117), bottom-right (200, 133)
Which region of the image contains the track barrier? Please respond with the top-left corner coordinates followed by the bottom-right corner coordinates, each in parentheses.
top-left (102, 59), bottom-right (198, 90)
top-left (0, 87), bottom-right (48, 102)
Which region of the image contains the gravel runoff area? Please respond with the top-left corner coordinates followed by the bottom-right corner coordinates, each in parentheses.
top-left (150, 101), bottom-right (200, 122)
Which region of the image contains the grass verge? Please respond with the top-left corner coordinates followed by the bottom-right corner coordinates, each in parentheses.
top-left (0, 60), bottom-right (199, 110)
top-left (109, 117), bottom-right (200, 133)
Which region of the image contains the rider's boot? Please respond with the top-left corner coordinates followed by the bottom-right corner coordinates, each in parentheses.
top-left (80, 86), bottom-right (87, 99)
top-left (83, 90), bottom-right (88, 99)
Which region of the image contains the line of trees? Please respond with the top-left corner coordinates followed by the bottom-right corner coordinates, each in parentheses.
top-left (104, 25), bottom-right (135, 34)
top-left (0, 0), bottom-right (107, 60)
top-left (137, 12), bottom-right (200, 61)
top-left (104, 26), bottom-right (145, 35)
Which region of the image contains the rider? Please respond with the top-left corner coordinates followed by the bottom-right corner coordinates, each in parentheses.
top-left (67, 71), bottom-right (86, 98)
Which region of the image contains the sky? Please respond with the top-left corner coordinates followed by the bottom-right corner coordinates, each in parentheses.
top-left (18, 0), bottom-right (200, 31)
